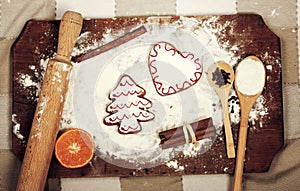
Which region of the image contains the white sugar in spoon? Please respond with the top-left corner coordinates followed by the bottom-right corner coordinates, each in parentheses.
top-left (233, 56), bottom-right (266, 191)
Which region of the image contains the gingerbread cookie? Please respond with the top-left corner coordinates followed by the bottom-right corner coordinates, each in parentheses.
top-left (104, 75), bottom-right (155, 134)
top-left (148, 42), bottom-right (203, 96)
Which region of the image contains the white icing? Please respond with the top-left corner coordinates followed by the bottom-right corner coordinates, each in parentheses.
top-left (235, 58), bottom-right (265, 95)
top-left (104, 75), bottom-right (155, 134)
top-left (148, 42), bottom-right (203, 96)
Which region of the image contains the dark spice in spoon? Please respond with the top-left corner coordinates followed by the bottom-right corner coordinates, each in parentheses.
top-left (212, 67), bottom-right (231, 87)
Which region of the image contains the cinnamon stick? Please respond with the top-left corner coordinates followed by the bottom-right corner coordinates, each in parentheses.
top-left (160, 127), bottom-right (216, 149)
top-left (160, 125), bottom-right (215, 144)
top-left (72, 26), bottom-right (147, 62)
top-left (159, 117), bottom-right (216, 149)
top-left (159, 118), bottom-right (213, 141)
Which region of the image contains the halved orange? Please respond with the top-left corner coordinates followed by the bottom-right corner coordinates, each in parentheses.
top-left (55, 128), bottom-right (95, 168)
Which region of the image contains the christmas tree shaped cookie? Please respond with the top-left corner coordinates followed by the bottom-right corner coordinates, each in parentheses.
top-left (104, 75), bottom-right (155, 134)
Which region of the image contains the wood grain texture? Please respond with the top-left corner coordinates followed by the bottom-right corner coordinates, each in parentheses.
top-left (12, 14), bottom-right (283, 178)
top-left (16, 11), bottom-right (83, 191)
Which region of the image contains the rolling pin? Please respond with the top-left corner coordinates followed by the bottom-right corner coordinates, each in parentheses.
top-left (16, 11), bottom-right (83, 191)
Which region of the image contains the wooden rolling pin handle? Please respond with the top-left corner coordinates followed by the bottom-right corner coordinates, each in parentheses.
top-left (56, 11), bottom-right (83, 61)
top-left (16, 11), bottom-right (83, 191)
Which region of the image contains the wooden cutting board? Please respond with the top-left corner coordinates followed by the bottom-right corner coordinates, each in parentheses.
top-left (12, 14), bottom-right (283, 178)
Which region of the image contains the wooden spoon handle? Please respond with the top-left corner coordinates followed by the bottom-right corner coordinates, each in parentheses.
top-left (232, 106), bottom-right (252, 191)
top-left (222, 98), bottom-right (235, 158)
top-left (16, 11), bottom-right (83, 191)
top-left (220, 90), bottom-right (235, 158)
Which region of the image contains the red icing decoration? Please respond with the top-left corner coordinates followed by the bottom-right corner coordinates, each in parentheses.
top-left (148, 42), bottom-right (203, 96)
top-left (104, 75), bottom-right (155, 134)
top-left (112, 89), bottom-right (144, 98)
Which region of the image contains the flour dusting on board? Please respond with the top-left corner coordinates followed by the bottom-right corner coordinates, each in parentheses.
top-left (12, 114), bottom-right (25, 141)
top-left (61, 62), bottom-right (82, 128)
top-left (15, 58), bottom-right (48, 102)
top-left (63, 17), bottom-right (267, 168)
top-left (229, 91), bottom-right (269, 127)
top-left (166, 160), bottom-right (185, 172)
top-left (16, 73), bottom-right (40, 97)
top-left (72, 32), bottom-right (97, 56)
top-left (13, 16), bottom-right (273, 172)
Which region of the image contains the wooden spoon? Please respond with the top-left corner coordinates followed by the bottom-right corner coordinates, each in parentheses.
top-left (233, 56), bottom-right (266, 191)
top-left (208, 61), bottom-right (235, 158)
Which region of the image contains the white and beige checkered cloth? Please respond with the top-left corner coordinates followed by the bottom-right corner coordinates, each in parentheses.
top-left (0, 0), bottom-right (299, 190)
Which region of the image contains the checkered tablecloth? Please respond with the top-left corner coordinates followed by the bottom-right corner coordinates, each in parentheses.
top-left (0, 0), bottom-right (299, 190)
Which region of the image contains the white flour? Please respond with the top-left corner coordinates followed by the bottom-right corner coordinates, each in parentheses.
top-left (69, 17), bottom-right (238, 169)
top-left (17, 73), bottom-right (40, 88)
top-left (63, 17), bottom-right (269, 169)
top-left (12, 114), bottom-right (25, 141)
top-left (166, 160), bottom-right (185, 172)
top-left (235, 58), bottom-right (265, 95)
top-left (14, 16), bottom-right (272, 171)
